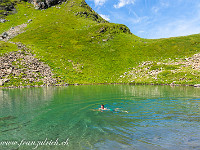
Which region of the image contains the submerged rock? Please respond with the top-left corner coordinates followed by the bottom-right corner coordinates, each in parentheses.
top-left (0, 116), bottom-right (17, 121)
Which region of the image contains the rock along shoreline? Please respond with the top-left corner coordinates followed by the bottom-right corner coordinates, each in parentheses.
top-left (1, 82), bottom-right (200, 89)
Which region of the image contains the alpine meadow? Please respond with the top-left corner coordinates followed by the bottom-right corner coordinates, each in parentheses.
top-left (0, 0), bottom-right (199, 87)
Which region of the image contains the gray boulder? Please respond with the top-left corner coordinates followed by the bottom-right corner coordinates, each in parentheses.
top-left (2, 32), bottom-right (8, 39)
top-left (27, 19), bottom-right (32, 23)
top-left (194, 84), bottom-right (200, 87)
top-left (0, 19), bottom-right (7, 23)
top-left (0, 79), bottom-right (4, 86)
top-left (29, 0), bottom-right (66, 9)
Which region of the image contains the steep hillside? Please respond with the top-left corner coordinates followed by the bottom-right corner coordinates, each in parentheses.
top-left (0, 0), bottom-right (16, 19)
top-left (0, 0), bottom-right (199, 87)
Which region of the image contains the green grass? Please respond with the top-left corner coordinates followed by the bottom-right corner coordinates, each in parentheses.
top-left (120, 59), bottom-right (200, 85)
top-left (150, 64), bottom-right (179, 71)
top-left (0, 2), bottom-right (37, 33)
top-left (2, 73), bottom-right (44, 87)
top-left (0, 41), bottom-right (18, 55)
top-left (0, 0), bottom-right (200, 86)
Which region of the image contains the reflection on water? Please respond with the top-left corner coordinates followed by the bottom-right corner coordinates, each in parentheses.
top-left (0, 85), bottom-right (200, 150)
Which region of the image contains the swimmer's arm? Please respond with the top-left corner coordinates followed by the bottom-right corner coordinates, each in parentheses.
top-left (91, 108), bottom-right (105, 112)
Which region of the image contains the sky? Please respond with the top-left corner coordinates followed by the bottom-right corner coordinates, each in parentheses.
top-left (85, 0), bottom-right (200, 39)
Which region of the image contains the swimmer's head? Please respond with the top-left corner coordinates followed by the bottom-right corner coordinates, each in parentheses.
top-left (101, 104), bottom-right (104, 109)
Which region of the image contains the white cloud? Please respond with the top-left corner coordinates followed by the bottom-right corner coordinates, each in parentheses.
top-left (131, 16), bottom-right (148, 24)
top-left (160, 0), bottom-right (169, 7)
top-left (148, 16), bottom-right (200, 39)
top-left (114, 0), bottom-right (135, 9)
top-left (99, 14), bottom-right (110, 21)
top-left (152, 0), bottom-right (169, 14)
top-left (127, 11), bottom-right (149, 24)
top-left (152, 6), bottom-right (160, 13)
top-left (94, 0), bottom-right (106, 6)
top-left (138, 30), bottom-right (145, 33)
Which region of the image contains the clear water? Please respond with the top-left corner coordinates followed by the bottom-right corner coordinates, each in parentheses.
top-left (0, 85), bottom-right (200, 150)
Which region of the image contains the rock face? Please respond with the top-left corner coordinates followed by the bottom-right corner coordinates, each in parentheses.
top-left (0, 0), bottom-right (15, 18)
top-left (0, 43), bottom-right (57, 87)
top-left (28, 0), bottom-right (66, 9)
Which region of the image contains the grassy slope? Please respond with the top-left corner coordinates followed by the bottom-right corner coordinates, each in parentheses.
top-left (0, 0), bottom-right (200, 85)
top-left (0, 41), bottom-right (18, 55)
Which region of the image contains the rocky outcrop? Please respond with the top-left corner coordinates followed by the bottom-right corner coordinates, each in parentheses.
top-left (0, 43), bottom-right (57, 87)
top-left (0, 18), bottom-right (9, 23)
top-left (194, 84), bottom-right (200, 87)
top-left (183, 53), bottom-right (200, 70)
top-left (97, 25), bottom-right (131, 34)
top-left (0, 23), bottom-right (28, 41)
top-left (0, 0), bottom-right (15, 18)
top-left (0, 0), bottom-right (67, 12)
top-left (28, 0), bottom-right (66, 9)
top-left (120, 53), bottom-right (200, 85)
top-left (0, 20), bottom-right (58, 87)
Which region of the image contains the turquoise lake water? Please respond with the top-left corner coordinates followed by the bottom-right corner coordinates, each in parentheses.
top-left (0, 85), bottom-right (200, 150)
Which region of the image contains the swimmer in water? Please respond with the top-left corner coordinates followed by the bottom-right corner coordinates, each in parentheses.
top-left (99, 104), bottom-right (113, 111)
top-left (98, 104), bottom-right (128, 113)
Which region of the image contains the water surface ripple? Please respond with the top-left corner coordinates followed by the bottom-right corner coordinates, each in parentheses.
top-left (0, 85), bottom-right (200, 150)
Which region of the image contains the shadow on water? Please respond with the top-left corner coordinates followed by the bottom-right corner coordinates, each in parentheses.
top-left (0, 85), bottom-right (200, 150)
